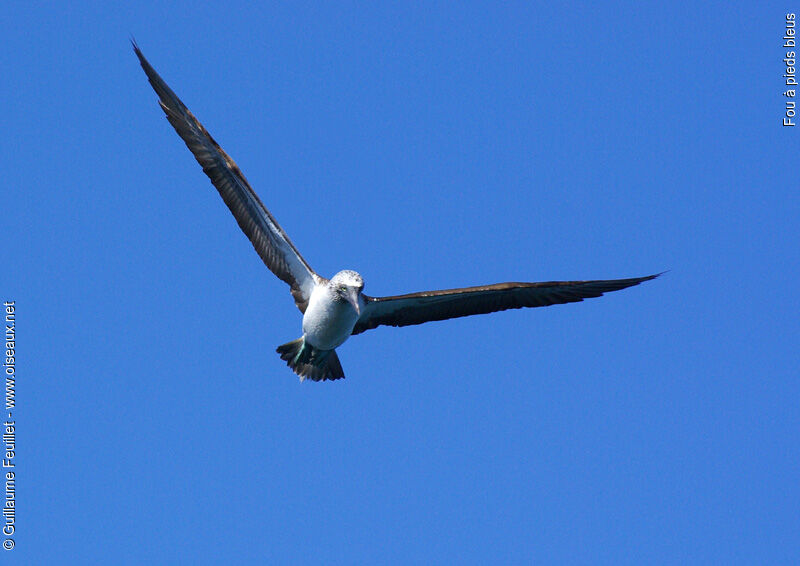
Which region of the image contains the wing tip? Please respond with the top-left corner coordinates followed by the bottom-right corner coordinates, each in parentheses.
top-left (614, 271), bottom-right (665, 290)
top-left (130, 36), bottom-right (144, 60)
top-left (642, 270), bottom-right (668, 282)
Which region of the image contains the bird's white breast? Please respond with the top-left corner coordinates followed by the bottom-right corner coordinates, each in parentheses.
top-left (302, 285), bottom-right (362, 350)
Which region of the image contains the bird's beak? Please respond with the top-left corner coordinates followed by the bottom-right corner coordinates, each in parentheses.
top-left (346, 287), bottom-right (361, 316)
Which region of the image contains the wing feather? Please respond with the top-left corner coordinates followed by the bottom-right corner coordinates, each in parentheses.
top-left (133, 42), bottom-right (317, 311)
top-left (352, 274), bottom-right (660, 334)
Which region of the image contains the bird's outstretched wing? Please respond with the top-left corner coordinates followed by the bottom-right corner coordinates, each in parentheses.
top-left (352, 274), bottom-right (660, 334)
top-left (133, 42), bottom-right (318, 311)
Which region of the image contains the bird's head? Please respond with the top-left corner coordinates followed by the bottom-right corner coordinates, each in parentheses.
top-left (330, 270), bottom-right (364, 315)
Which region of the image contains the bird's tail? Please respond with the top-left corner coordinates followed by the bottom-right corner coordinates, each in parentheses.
top-left (276, 337), bottom-right (345, 382)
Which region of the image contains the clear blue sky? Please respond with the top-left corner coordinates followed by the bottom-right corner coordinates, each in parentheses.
top-left (3, 2), bottom-right (798, 564)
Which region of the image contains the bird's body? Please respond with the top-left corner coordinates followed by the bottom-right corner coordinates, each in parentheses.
top-left (302, 272), bottom-right (365, 350)
top-left (134, 42), bottom-right (661, 382)
top-left (274, 271), bottom-right (365, 380)
top-left (303, 285), bottom-right (360, 350)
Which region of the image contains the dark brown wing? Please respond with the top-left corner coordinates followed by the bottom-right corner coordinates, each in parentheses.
top-left (133, 42), bottom-right (317, 311)
top-left (352, 274), bottom-right (660, 334)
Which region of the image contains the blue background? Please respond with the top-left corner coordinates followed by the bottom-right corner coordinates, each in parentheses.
top-left (3, 2), bottom-right (798, 564)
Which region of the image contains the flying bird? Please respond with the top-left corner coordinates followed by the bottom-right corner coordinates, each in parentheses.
top-left (134, 43), bottom-right (660, 382)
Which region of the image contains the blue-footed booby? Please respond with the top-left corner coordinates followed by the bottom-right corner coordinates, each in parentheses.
top-left (134, 43), bottom-right (660, 382)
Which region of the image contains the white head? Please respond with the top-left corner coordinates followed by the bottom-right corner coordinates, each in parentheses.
top-left (329, 270), bottom-right (364, 314)
top-left (330, 270), bottom-right (364, 290)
